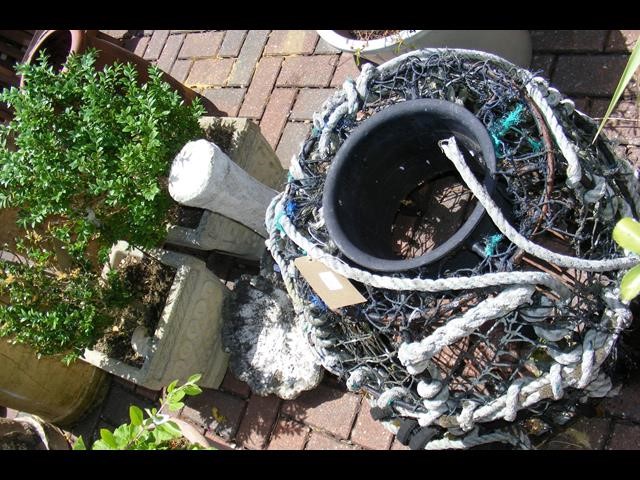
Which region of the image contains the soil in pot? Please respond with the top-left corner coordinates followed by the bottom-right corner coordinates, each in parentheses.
top-left (92, 255), bottom-right (176, 367)
top-left (347, 30), bottom-right (403, 41)
top-left (166, 204), bottom-right (204, 229)
top-left (201, 118), bottom-right (235, 152)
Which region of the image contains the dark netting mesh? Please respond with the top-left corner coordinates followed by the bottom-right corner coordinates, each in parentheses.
top-left (263, 50), bottom-right (639, 449)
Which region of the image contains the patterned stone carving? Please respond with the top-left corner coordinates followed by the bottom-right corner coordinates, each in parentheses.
top-left (165, 117), bottom-right (286, 261)
top-left (83, 242), bottom-right (229, 390)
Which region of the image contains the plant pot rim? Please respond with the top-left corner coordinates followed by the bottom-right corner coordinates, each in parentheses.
top-left (317, 30), bottom-right (422, 54)
top-left (20, 30), bottom-right (86, 87)
top-left (322, 98), bottom-right (497, 272)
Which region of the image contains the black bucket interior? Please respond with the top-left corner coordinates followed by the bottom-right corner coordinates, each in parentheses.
top-left (322, 98), bottom-right (497, 272)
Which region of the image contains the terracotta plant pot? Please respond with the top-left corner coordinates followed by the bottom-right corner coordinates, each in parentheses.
top-left (21, 30), bottom-right (221, 115)
top-left (0, 414), bottom-right (71, 450)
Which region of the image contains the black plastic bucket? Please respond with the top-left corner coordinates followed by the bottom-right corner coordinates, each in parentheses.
top-left (322, 98), bottom-right (497, 272)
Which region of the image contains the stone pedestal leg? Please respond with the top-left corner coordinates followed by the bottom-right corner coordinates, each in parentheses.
top-left (169, 140), bottom-right (277, 238)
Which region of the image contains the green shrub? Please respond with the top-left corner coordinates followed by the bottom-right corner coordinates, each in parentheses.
top-left (0, 48), bottom-right (205, 262)
top-left (0, 49), bottom-right (205, 361)
top-left (0, 237), bottom-right (117, 364)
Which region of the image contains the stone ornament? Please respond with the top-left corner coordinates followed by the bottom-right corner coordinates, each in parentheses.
top-left (165, 117), bottom-right (285, 261)
top-left (222, 276), bottom-right (323, 399)
top-left (169, 139), bottom-right (277, 237)
top-left (83, 241), bottom-right (230, 390)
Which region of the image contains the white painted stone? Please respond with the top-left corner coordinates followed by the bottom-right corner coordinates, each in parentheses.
top-left (83, 242), bottom-right (230, 390)
top-left (130, 325), bottom-right (152, 360)
top-left (169, 139), bottom-right (277, 237)
top-left (222, 277), bottom-right (323, 399)
top-left (165, 117), bottom-right (286, 261)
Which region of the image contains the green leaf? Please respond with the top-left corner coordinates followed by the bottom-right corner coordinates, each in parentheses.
top-left (620, 263), bottom-right (640, 302)
top-left (183, 385), bottom-right (202, 396)
top-left (73, 436), bottom-right (87, 450)
top-left (166, 379), bottom-right (178, 393)
top-left (163, 421), bottom-right (184, 437)
top-left (152, 425), bottom-right (176, 444)
top-left (99, 428), bottom-right (118, 449)
top-left (187, 373), bottom-right (202, 384)
top-left (112, 424), bottom-right (133, 448)
top-left (613, 217), bottom-right (640, 254)
top-left (168, 401), bottom-right (185, 412)
top-left (129, 405), bottom-right (144, 427)
top-left (593, 39), bottom-right (640, 142)
top-left (91, 440), bottom-right (111, 450)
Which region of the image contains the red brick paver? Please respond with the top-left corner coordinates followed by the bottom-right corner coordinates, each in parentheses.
top-left (228, 30), bottom-right (270, 87)
top-left (350, 400), bottom-right (394, 450)
top-left (124, 36), bottom-right (149, 58)
top-left (277, 55), bottom-right (337, 88)
top-left (306, 431), bottom-right (359, 450)
top-left (605, 30), bottom-right (640, 52)
top-left (186, 58), bottom-right (234, 87)
top-left (530, 30), bottom-right (608, 53)
top-left (157, 34), bottom-right (184, 73)
top-left (390, 439), bottom-right (410, 450)
top-left (220, 370), bottom-right (252, 398)
top-left (552, 54), bottom-right (629, 96)
top-left (607, 423), bottom-right (640, 450)
top-left (219, 30), bottom-right (248, 58)
top-left (265, 30), bottom-right (319, 56)
top-left (179, 31), bottom-right (225, 59)
top-left (530, 54), bottom-right (555, 79)
top-left (181, 389), bottom-right (246, 439)
top-left (315, 37), bottom-right (341, 55)
top-left (238, 57), bottom-right (283, 119)
top-left (259, 88), bottom-right (297, 148)
top-left (276, 122), bottom-right (312, 168)
top-left (235, 394), bottom-right (281, 449)
top-left (170, 59), bottom-right (192, 83)
top-left (267, 417), bottom-right (310, 450)
top-left (601, 379), bottom-right (640, 423)
top-left (203, 88), bottom-right (246, 117)
top-left (281, 384), bottom-right (360, 440)
top-left (144, 30), bottom-right (170, 61)
top-left (330, 53), bottom-right (361, 87)
top-left (291, 88), bottom-right (336, 121)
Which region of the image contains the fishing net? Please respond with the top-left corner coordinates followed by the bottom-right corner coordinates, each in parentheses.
top-left (262, 49), bottom-right (639, 449)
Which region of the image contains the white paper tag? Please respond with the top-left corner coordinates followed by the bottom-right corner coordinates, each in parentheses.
top-left (318, 271), bottom-right (343, 291)
top-left (293, 256), bottom-right (367, 310)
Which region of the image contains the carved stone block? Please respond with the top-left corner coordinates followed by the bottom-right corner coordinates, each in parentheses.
top-left (83, 242), bottom-right (230, 390)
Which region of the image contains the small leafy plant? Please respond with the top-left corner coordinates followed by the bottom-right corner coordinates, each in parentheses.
top-left (74, 374), bottom-right (209, 450)
top-left (612, 217), bottom-right (640, 301)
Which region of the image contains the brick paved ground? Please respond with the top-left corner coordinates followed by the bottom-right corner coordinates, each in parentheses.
top-left (3, 30), bottom-right (640, 450)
